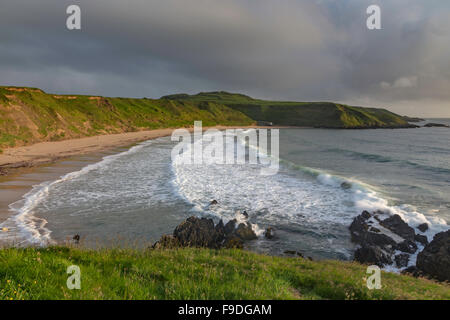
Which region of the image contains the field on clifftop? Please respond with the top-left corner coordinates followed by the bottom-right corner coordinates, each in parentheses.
top-left (0, 86), bottom-right (413, 149)
top-left (1, 247), bottom-right (448, 300)
top-left (0, 87), bottom-right (254, 149)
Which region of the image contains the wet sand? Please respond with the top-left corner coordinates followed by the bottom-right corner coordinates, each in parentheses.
top-left (0, 149), bottom-right (127, 225)
top-left (0, 126), bottom-right (280, 175)
top-left (0, 126), bottom-right (285, 226)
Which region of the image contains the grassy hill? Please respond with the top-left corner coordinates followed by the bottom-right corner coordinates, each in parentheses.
top-left (0, 87), bottom-right (254, 149)
top-left (162, 91), bottom-right (413, 129)
top-left (1, 246), bottom-right (448, 300)
top-left (0, 86), bottom-right (414, 149)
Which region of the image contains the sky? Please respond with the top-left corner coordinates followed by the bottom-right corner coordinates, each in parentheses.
top-left (1, 0), bottom-right (449, 117)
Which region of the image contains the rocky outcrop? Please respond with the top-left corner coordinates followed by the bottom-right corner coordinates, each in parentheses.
top-left (350, 210), bottom-right (450, 282)
top-left (153, 216), bottom-right (257, 250)
top-left (416, 230), bottom-right (450, 282)
top-left (349, 213), bottom-right (397, 248)
top-left (349, 211), bottom-right (421, 267)
top-left (380, 214), bottom-right (415, 241)
top-left (173, 216), bottom-right (222, 248)
top-left (354, 246), bottom-right (392, 267)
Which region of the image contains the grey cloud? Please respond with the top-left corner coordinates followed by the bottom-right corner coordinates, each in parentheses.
top-left (0, 0), bottom-right (449, 116)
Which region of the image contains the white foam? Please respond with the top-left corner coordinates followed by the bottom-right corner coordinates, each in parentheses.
top-left (0, 140), bottom-right (153, 246)
top-left (171, 131), bottom-right (448, 270)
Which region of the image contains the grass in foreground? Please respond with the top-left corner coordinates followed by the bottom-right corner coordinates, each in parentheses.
top-left (0, 247), bottom-right (448, 300)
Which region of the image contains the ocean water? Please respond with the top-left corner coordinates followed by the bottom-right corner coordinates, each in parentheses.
top-left (1, 120), bottom-right (449, 263)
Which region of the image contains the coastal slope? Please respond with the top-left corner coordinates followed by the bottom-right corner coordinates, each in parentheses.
top-left (162, 91), bottom-right (413, 129)
top-left (0, 87), bottom-right (254, 150)
top-left (1, 247), bottom-right (449, 300)
top-left (1, 86), bottom-right (415, 150)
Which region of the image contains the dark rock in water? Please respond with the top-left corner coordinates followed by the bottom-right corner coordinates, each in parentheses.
top-left (395, 253), bottom-right (410, 268)
top-left (209, 200), bottom-right (218, 205)
top-left (265, 227), bottom-right (275, 239)
top-left (242, 211), bottom-right (249, 219)
top-left (423, 122), bottom-right (450, 128)
top-left (361, 210), bottom-right (371, 219)
top-left (396, 240), bottom-right (418, 254)
top-left (401, 266), bottom-right (424, 278)
top-left (284, 250), bottom-right (297, 255)
top-left (354, 246), bottom-right (393, 267)
top-left (235, 223), bottom-right (257, 241)
top-left (73, 234), bottom-right (80, 243)
top-left (349, 213), bottom-right (396, 247)
top-left (380, 214), bottom-right (415, 241)
top-left (416, 230), bottom-right (450, 282)
top-left (224, 219), bottom-right (237, 235)
top-left (414, 234), bottom-right (428, 246)
top-left (418, 223), bottom-right (429, 233)
top-left (173, 216), bottom-right (221, 248)
top-left (341, 182), bottom-right (352, 190)
top-left (153, 216), bottom-right (258, 251)
top-left (152, 234), bottom-right (180, 249)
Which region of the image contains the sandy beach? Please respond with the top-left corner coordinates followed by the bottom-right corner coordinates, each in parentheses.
top-left (0, 126), bottom-right (280, 175)
top-left (0, 126), bottom-right (282, 225)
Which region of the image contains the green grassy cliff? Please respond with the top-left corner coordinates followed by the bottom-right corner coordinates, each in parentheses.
top-left (0, 86), bottom-right (414, 149)
top-left (162, 91), bottom-right (413, 129)
top-left (0, 87), bottom-right (254, 149)
top-left (1, 247), bottom-right (448, 300)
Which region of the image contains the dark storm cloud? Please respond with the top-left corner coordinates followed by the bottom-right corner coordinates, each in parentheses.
top-left (0, 0), bottom-right (449, 116)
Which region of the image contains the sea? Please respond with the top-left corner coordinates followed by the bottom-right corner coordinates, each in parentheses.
top-left (1, 119), bottom-right (449, 268)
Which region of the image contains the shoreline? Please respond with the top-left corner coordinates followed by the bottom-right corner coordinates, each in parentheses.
top-left (0, 126), bottom-right (288, 177)
top-left (0, 125), bottom-right (289, 227)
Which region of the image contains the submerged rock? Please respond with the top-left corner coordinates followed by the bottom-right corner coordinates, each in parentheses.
top-left (417, 223), bottom-right (429, 233)
top-left (341, 182), bottom-right (352, 190)
top-left (416, 230), bottom-right (450, 282)
top-left (264, 227), bottom-right (275, 239)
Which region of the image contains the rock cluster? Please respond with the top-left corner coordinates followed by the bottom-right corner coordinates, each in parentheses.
top-left (349, 210), bottom-right (450, 282)
top-left (153, 216), bottom-right (257, 250)
top-left (416, 230), bottom-right (450, 282)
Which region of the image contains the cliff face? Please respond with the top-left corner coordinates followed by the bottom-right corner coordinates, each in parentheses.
top-left (162, 91), bottom-right (413, 129)
top-left (0, 87), bottom-right (254, 149)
